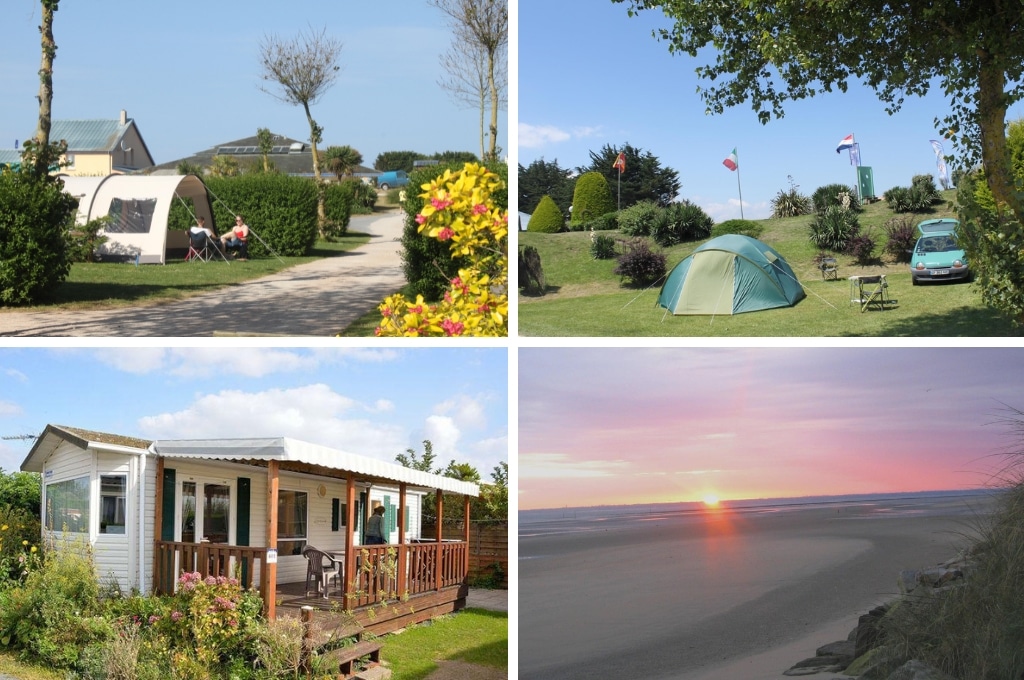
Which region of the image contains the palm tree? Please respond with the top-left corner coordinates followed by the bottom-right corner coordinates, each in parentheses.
top-left (322, 145), bottom-right (363, 180)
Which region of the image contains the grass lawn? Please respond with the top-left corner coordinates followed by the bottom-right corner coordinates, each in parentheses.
top-left (519, 190), bottom-right (1022, 337)
top-left (25, 232), bottom-right (372, 311)
top-left (380, 608), bottom-right (507, 680)
top-left (0, 651), bottom-right (62, 680)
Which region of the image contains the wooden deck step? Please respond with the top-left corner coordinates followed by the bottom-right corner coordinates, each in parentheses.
top-left (326, 639), bottom-right (383, 678)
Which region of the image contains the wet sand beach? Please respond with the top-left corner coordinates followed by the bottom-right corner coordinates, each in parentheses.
top-left (519, 494), bottom-right (995, 680)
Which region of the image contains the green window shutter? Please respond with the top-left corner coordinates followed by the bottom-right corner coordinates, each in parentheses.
top-left (160, 468), bottom-right (176, 541)
top-left (236, 478), bottom-right (251, 546)
top-left (405, 506), bottom-right (410, 533)
top-left (331, 498), bottom-right (340, 532)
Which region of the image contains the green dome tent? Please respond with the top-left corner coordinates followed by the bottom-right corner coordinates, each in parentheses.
top-left (657, 234), bottom-right (806, 315)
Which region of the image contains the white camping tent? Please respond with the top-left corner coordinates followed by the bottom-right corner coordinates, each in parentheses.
top-left (61, 174), bottom-right (214, 264)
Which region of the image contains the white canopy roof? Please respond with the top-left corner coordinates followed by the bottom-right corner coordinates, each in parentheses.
top-left (150, 437), bottom-right (480, 496)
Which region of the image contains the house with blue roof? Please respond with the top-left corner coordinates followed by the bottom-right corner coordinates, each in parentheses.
top-left (1, 109), bottom-right (153, 175)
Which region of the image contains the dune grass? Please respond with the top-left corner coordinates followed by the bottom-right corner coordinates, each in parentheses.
top-left (519, 191), bottom-right (1021, 337)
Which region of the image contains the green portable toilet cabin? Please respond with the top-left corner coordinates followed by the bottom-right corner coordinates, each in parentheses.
top-left (657, 234), bottom-right (806, 315)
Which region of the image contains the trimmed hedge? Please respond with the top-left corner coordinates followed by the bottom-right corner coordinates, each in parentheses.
top-left (203, 174), bottom-right (318, 256)
top-left (528, 195), bottom-right (564, 233)
top-left (167, 174), bottom-right (322, 256)
top-left (571, 172), bottom-right (615, 225)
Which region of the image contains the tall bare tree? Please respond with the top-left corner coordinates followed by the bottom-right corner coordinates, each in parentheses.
top-left (438, 38), bottom-right (507, 159)
top-left (430, 0), bottom-right (507, 160)
top-left (258, 26), bottom-right (343, 236)
top-left (24, 0), bottom-right (65, 177)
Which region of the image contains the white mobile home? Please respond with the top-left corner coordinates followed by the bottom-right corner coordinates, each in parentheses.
top-left (22, 425), bottom-right (479, 628)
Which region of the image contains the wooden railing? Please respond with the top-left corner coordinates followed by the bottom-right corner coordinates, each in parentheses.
top-left (344, 540), bottom-right (468, 609)
top-left (153, 539), bottom-right (466, 614)
top-left (154, 541), bottom-right (269, 596)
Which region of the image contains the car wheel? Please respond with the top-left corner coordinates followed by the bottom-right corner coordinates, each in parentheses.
top-left (912, 277), bottom-right (919, 286)
top-left (380, 183), bottom-right (390, 191)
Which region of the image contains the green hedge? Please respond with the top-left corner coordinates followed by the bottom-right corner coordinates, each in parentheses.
top-left (206, 175), bottom-right (321, 256)
top-left (0, 172), bottom-right (77, 305)
top-left (571, 172), bottom-right (615, 225)
top-left (528, 195), bottom-right (564, 233)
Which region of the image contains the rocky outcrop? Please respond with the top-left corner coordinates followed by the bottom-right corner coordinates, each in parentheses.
top-left (784, 555), bottom-right (974, 678)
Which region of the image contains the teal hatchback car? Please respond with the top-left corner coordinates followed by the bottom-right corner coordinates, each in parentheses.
top-left (910, 218), bottom-right (970, 285)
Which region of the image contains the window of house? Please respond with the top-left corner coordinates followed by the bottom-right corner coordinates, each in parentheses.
top-left (331, 499), bottom-right (348, 531)
top-left (277, 490), bottom-right (308, 556)
top-left (100, 475), bottom-right (127, 534)
top-left (45, 476), bottom-right (90, 533)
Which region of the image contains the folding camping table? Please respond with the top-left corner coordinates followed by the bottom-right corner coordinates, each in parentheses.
top-left (848, 274), bottom-right (892, 312)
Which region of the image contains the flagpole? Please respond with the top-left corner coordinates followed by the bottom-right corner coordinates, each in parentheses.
top-left (736, 151), bottom-right (744, 220)
top-left (617, 169), bottom-right (621, 211)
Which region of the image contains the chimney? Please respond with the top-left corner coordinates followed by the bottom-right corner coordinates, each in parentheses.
top-left (119, 109), bottom-right (127, 125)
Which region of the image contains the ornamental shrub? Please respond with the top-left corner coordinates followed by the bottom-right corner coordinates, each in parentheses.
top-left (711, 219), bottom-right (764, 239)
top-left (378, 162), bottom-right (508, 336)
top-left (812, 183), bottom-right (860, 214)
top-left (322, 181), bottom-right (355, 236)
top-left (911, 174), bottom-right (940, 204)
top-left (571, 172), bottom-right (615, 225)
top-left (846, 231), bottom-right (877, 265)
top-left (651, 200), bottom-right (713, 246)
top-left (519, 245), bottom-right (546, 295)
top-left (884, 215), bottom-right (917, 263)
top-left (528, 195), bottom-right (564, 233)
top-left (569, 212), bottom-right (617, 232)
top-left (614, 238), bottom-right (666, 287)
top-left (771, 176), bottom-right (813, 218)
top-left (809, 206), bottom-right (860, 251)
top-left (590, 233), bottom-right (617, 259)
top-left (399, 161), bottom-right (508, 301)
top-left (340, 177), bottom-right (377, 214)
top-left (0, 170), bottom-right (77, 305)
top-left (617, 200), bottom-right (661, 237)
top-left (204, 174), bottom-right (319, 256)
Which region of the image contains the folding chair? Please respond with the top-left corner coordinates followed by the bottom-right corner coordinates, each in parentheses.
top-left (851, 274), bottom-right (890, 312)
top-left (819, 257), bottom-right (838, 280)
top-left (186, 231), bottom-right (214, 262)
top-left (302, 545), bottom-right (341, 598)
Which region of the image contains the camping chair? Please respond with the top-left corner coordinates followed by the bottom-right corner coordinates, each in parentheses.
top-left (850, 274), bottom-right (891, 312)
top-left (302, 545), bottom-right (341, 598)
top-left (186, 231), bottom-right (214, 262)
top-left (819, 257), bottom-right (838, 281)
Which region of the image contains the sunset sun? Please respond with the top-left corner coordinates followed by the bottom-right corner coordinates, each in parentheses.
top-left (702, 494), bottom-right (720, 508)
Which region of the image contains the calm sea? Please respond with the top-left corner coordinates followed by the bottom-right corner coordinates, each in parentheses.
top-left (519, 488), bottom-right (996, 540)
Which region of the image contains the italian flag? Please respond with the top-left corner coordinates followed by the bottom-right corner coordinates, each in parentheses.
top-left (722, 148), bottom-right (738, 171)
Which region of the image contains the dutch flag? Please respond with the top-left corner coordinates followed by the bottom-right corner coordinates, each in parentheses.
top-left (836, 134), bottom-right (855, 154)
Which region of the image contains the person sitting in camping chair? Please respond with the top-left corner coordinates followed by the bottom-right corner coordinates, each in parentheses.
top-left (220, 215), bottom-right (249, 261)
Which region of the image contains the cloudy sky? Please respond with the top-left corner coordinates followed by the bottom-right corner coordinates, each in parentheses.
top-left (520, 347), bottom-right (1024, 510)
top-left (0, 347), bottom-right (508, 479)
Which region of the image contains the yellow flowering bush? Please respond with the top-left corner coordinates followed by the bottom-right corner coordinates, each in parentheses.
top-left (376, 163), bottom-right (508, 337)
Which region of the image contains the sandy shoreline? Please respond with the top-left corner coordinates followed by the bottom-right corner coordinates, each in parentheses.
top-left (519, 495), bottom-right (994, 679)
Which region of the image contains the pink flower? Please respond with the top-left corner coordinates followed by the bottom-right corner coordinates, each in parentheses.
top-left (409, 304), bottom-right (424, 314)
top-left (415, 213), bottom-right (427, 224)
top-left (171, 611), bottom-right (183, 622)
top-left (472, 203), bottom-right (488, 215)
top-left (149, 615), bottom-right (161, 625)
top-left (441, 319), bottom-right (464, 336)
top-left (430, 197), bottom-right (453, 210)
top-left (444, 291), bottom-right (453, 304)
top-left (437, 227), bottom-right (455, 241)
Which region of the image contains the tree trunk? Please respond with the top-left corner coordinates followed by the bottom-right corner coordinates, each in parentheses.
top-left (977, 51), bottom-right (1023, 224)
top-left (35, 1), bottom-right (57, 147)
top-left (303, 102), bottom-right (328, 238)
top-left (487, 50), bottom-right (499, 160)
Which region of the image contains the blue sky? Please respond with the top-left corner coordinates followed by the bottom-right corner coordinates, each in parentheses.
top-left (0, 1), bottom-right (508, 166)
top-left (0, 347), bottom-right (508, 478)
top-left (519, 1), bottom-right (1024, 221)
